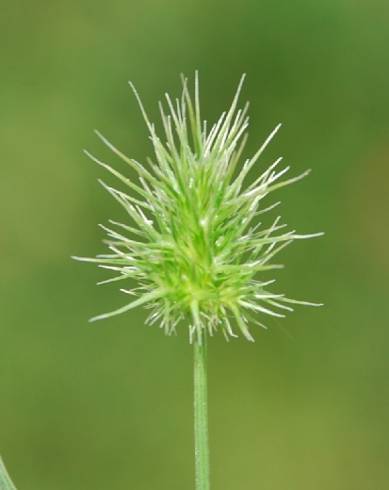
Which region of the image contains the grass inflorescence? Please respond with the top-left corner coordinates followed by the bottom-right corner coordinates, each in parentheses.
top-left (74, 73), bottom-right (322, 343)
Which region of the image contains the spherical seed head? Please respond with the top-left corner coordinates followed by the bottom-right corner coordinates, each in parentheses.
top-left (75, 73), bottom-right (322, 343)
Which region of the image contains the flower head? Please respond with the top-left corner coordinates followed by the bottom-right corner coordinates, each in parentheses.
top-left (74, 74), bottom-right (322, 343)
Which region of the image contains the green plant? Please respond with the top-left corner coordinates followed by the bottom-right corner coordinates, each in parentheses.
top-left (74, 73), bottom-right (322, 490)
top-left (0, 457), bottom-right (17, 490)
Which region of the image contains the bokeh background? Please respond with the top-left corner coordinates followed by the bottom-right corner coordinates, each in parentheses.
top-left (1, 1), bottom-right (388, 489)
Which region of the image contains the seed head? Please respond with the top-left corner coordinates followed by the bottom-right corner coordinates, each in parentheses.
top-left (74, 74), bottom-right (322, 343)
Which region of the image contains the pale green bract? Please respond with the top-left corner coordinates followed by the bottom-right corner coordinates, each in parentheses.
top-left (74, 74), bottom-right (322, 343)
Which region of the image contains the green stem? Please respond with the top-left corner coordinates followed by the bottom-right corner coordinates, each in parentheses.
top-left (193, 332), bottom-right (210, 490)
top-left (0, 457), bottom-right (17, 490)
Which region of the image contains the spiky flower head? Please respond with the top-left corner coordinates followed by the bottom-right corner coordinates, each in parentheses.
top-left (74, 74), bottom-right (322, 343)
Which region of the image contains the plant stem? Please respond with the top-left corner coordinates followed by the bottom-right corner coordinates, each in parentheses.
top-left (193, 331), bottom-right (210, 490)
top-left (0, 457), bottom-right (17, 490)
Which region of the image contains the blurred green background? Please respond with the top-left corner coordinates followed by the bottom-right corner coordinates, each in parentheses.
top-left (1, 1), bottom-right (388, 489)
